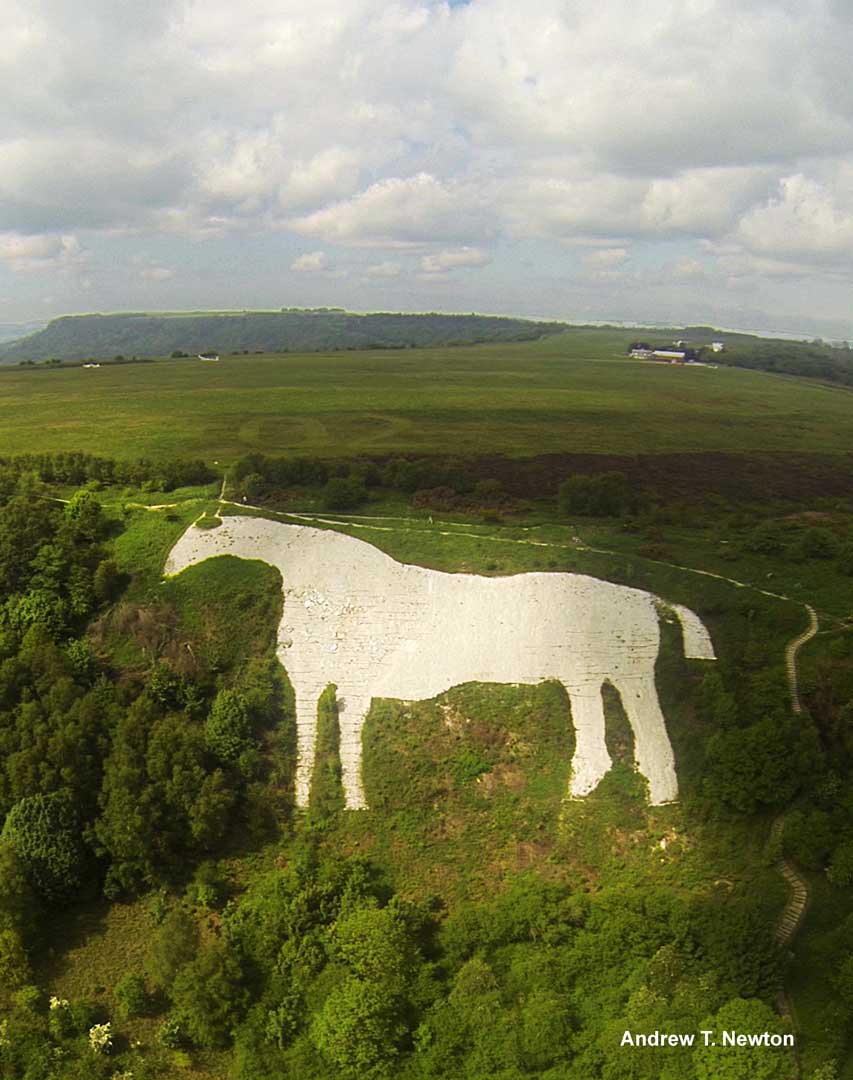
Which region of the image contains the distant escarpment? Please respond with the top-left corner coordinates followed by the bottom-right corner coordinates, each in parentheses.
top-left (0, 309), bottom-right (567, 362)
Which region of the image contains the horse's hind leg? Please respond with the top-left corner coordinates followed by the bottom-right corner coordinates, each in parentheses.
top-left (566, 686), bottom-right (612, 797)
top-left (610, 674), bottom-right (677, 805)
top-left (337, 692), bottom-right (372, 810)
top-left (293, 689), bottom-right (320, 809)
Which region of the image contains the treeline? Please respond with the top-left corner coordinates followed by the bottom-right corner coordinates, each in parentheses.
top-left (234, 453), bottom-right (512, 513)
top-left (0, 310), bottom-right (567, 363)
top-left (0, 844), bottom-right (792, 1079)
top-left (720, 339), bottom-right (853, 387)
top-left (0, 452), bottom-right (215, 493)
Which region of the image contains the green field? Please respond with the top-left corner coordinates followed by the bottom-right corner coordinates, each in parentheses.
top-left (2, 331), bottom-right (853, 461)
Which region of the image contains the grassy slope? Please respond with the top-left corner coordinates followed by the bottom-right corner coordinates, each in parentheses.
top-left (12, 329), bottom-right (851, 1075)
top-left (1, 331), bottom-right (853, 459)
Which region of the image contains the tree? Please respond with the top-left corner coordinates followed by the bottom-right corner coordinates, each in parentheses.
top-left (557, 471), bottom-right (631, 517)
top-left (321, 476), bottom-right (367, 512)
top-left (63, 489), bottom-right (104, 541)
top-left (311, 976), bottom-right (405, 1078)
top-left (205, 689), bottom-right (254, 763)
top-left (170, 940), bottom-right (249, 1049)
top-left (145, 907), bottom-right (199, 991)
top-left (1, 791), bottom-right (84, 902)
top-left (332, 900), bottom-right (417, 993)
top-left (189, 769), bottom-right (235, 847)
top-left (0, 927), bottom-right (31, 989)
top-left (693, 998), bottom-right (795, 1079)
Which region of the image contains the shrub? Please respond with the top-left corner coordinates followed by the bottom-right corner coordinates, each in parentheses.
top-left (557, 471), bottom-right (631, 517)
top-left (205, 689), bottom-right (254, 763)
top-left (0, 928), bottom-right (31, 989)
top-left (88, 1021), bottom-right (113, 1054)
top-left (321, 476), bottom-right (367, 511)
top-left (145, 907), bottom-right (199, 991)
top-left (793, 527), bottom-right (839, 561)
top-left (170, 941), bottom-right (249, 1049)
top-left (115, 971), bottom-right (149, 1019)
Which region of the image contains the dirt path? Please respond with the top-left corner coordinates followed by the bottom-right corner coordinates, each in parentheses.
top-left (768, 604), bottom-right (818, 1059)
top-left (785, 604), bottom-right (819, 715)
top-left (280, 510), bottom-right (834, 618)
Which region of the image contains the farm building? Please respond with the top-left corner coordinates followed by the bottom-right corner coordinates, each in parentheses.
top-left (628, 341), bottom-right (654, 358)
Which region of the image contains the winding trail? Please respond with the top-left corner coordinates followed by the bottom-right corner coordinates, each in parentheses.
top-left (768, 603), bottom-right (818, 1060)
top-left (785, 604), bottom-right (819, 716)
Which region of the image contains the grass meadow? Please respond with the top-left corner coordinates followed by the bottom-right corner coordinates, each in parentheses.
top-left (2, 330), bottom-right (853, 461)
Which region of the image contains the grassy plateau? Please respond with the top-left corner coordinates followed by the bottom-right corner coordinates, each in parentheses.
top-left (1, 330), bottom-right (852, 460)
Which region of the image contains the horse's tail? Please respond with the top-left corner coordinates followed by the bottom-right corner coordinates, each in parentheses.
top-left (670, 603), bottom-right (716, 660)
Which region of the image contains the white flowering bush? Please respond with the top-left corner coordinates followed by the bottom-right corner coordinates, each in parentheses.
top-left (88, 1022), bottom-right (113, 1054)
top-left (47, 996), bottom-right (74, 1040)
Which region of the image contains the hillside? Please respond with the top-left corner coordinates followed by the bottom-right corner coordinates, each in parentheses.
top-left (0, 329), bottom-right (852, 1078)
top-left (0, 309), bottom-right (567, 362)
top-left (1, 331), bottom-right (853, 463)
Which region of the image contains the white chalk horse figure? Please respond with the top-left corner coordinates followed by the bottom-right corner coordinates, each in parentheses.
top-left (165, 517), bottom-right (716, 810)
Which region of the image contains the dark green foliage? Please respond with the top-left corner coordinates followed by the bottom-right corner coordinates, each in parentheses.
top-left (720, 337), bottom-right (853, 388)
top-left (115, 971), bottom-right (149, 1018)
top-left (0, 843), bottom-right (36, 960)
top-left (691, 891), bottom-right (781, 998)
top-left (96, 701), bottom-right (237, 890)
top-left (703, 712), bottom-right (822, 814)
top-left (0, 451), bottom-right (214, 491)
top-left (782, 809), bottom-right (835, 870)
top-left (321, 475), bottom-right (367, 511)
top-left (792, 527), bottom-right (839, 561)
top-left (145, 907), bottom-right (199, 991)
top-left (693, 998), bottom-right (795, 1078)
top-left (205, 689), bottom-right (254, 763)
top-left (308, 686), bottom-right (344, 820)
top-left (0, 310), bottom-right (567, 363)
top-left (311, 976), bottom-right (406, 1078)
top-left (1, 791), bottom-right (84, 902)
top-left (557, 471), bottom-right (632, 516)
top-left (0, 926), bottom-right (31, 989)
top-left (170, 939), bottom-right (249, 1048)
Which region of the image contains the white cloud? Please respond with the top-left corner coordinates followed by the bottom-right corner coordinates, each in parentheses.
top-left (736, 174), bottom-right (853, 261)
top-left (140, 266), bottom-right (175, 282)
top-left (0, 231), bottom-right (87, 272)
top-left (289, 173), bottom-right (493, 247)
top-left (290, 250), bottom-right (330, 272)
top-left (420, 246), bottom-right (491, 273)
top-left (365, 260), bottom-right (402, 277)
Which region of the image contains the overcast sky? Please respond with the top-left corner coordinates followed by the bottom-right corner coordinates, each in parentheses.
top-left (2, 0), bottom-right (853, 336)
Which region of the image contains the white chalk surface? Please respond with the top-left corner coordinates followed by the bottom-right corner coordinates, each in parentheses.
top-left (166, 516), bottom-right (715, 809)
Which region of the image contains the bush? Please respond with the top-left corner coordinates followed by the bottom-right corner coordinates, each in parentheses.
top-left (145, 907), bottom-right (199, 991)
top-left (793, 527), bottom-right (839, 561)
top-left (557, 472), bottom-right (631, 517)
top-left (205, 689), bottom-right (254, 763)
top-left (170, 941), bottom-right (249, 1049)
top-left (321, 476), bottom-right (367, 512)
top-left (115, 971), bottom-right (149, 1019)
